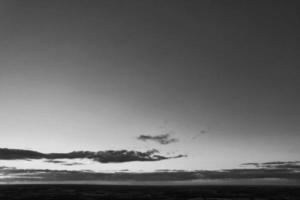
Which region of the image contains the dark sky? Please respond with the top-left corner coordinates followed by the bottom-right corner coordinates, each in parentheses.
top-left (0, 0), bottom-right (299, 173)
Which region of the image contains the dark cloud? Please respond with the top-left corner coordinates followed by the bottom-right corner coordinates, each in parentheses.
top-left (0, 148), bottom-right (44, 159)
top-left (0, 148), bottom-right (185, 163)
top-left (137, 134), bottom-right (178, 145)
top-left (241, 162), bottom-right (260, 167)
top-left (241, 161), bottom-right (300, 169)
top-left (62, 162), bottom-right (85, 166)
top-left (45, 159), bottom-right (84, 166)
top-left (0, 168), bottom-right (199, 182)
top-left (45, 159), bottom-right (66, 164)
top-left (1, 166), bottom-right (300, 183)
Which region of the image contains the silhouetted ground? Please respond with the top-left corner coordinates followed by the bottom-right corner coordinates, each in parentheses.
top-left (0, 184), bottom-right (299, 200)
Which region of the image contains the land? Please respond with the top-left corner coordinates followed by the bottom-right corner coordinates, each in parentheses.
top-left (0, 184), bottom-right (299, 200)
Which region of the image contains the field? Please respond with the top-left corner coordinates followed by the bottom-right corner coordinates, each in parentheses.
top-left (0, 185), bottom-right (299, 200)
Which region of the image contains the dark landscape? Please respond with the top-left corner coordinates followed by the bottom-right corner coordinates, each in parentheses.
top-left (0, 185), bottom-right (299, 200)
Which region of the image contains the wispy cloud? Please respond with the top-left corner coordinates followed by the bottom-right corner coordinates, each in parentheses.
top-left (241, 161), bottom-right (300, 169)
top-left (0, 148), bottom-right (185, 163)
top-left (137, 134), bottom-right (178, 145)
top-left (44, 159), bottom-right (84, 166)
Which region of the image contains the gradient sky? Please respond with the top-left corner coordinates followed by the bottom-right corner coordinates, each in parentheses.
top-left (0, 0), bottom-right (300, 174)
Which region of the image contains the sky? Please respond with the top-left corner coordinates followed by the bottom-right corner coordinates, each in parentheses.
top-left (0, 0), bottom-right (300, 184)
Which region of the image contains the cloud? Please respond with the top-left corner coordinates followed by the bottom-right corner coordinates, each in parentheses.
top-left (241, 161), bottom-right (300, 169)
top-left (137, 134), bottom-right (178, 144)
top-left (45, 159), bottom-right (66, 164)
top-left (241, 162), bottom-right (260, 167)
top-left (0, 148), bottom-right (44, 159)
top-left (61, 162), bottom-right (85, 166)
top-left (44, 159), bottom-right (84, 166)
top-left (1, 165), bottom-right (300, 183)
top-left (0, 148), bottom-right (184, 163)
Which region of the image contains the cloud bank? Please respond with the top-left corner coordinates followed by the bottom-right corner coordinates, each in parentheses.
top-left (241, 161), bottom-right (300, 170)
top-left (137, 134), bottom-right (178, 145)
top-left (1, 165), bottom-right (300, 183)
top-left (0, 148), bottom-right (185, 163)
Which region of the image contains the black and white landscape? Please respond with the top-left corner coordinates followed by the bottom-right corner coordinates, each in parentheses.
top-left (0, 0), bottom-right (299, 199)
